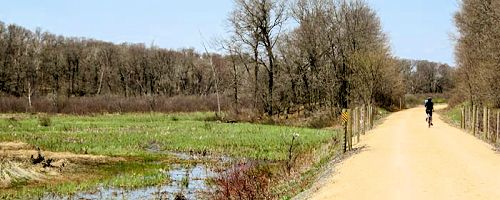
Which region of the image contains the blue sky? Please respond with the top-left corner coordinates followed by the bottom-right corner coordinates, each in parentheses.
top-left (369, 0), bottom-right (458, 65)
top-left (0, 0), bottom-right (458, 65)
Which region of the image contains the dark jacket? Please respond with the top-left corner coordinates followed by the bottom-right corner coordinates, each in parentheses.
top-left (425, 100), bottom-right (434, 111)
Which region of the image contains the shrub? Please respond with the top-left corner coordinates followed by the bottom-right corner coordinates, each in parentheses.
top-left (171, 116), bottom-right (179, 121)
top-left (38, 115), bottom-right (52, 127)
top-left (307, 111), bottom-right (335, 129)
top-left (6, 117), bottom-right (20, 128)
top-left (404, 93), bottom-right (450, 108)
top-left (211, 162), bottom-right (275, 200)
top-left (203, 114), bottom-right (224, 122)
top-left (0, 95), bottom-right (229, 114)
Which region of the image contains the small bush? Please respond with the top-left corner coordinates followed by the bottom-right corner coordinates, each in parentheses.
top-left (6, 117), bottom-right (20, 127)
top-left (404, 93), bottom-right (450, 108)
top-left (404, 94), bottom-right (422, 108)
top-left (180, 174), bottom-right (189, 188)
top-left (222, 109), bottom-right (259, 124)
top-left (204, 113), bottom-right (225, 122)
top-left (307, 112), bottom-right (334, 129)
top-left (0, 97), bottom-right (26, 113)
top-left (38, 115), bottom-right (52, 127)
top-left (171, 116), bottom-right (179, 121)
top-left (211, 162), bottom-right (275, 200)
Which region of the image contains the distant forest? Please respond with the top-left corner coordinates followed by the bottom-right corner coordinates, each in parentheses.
top-left (0, 0), bottom-right (459, 115)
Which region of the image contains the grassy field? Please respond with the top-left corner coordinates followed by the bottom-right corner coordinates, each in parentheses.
top-left (404, 93), bottom-right (449, 108)
top-left (443, 106), bottom-right (462, 126)
top-left (0, 112), bottom-right (337, 161)
top-left (0, 112), bottom-right (339, 199)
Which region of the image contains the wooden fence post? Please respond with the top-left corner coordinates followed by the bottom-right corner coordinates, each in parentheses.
top-left (463, 106), bottom-right (466, 130)
top-left (465, 106), bottom-right (469, 131)
top-left (367, 105), bottom-right (371, 130)
top-left (366, 104), bottom-right (369, 131)
top-left (478, 107), bottom-right (481, 137)
top-left (353, 107), bottom-right (357, 143)
top-left (373, 105), bottom-right (376, 128)
top-left (477, 106), bottom-right (480, 137)
top-left (496, 111), bottom-right (499, 144)
top-left (370, 105), bottom-right (375, 129)
top-left (352, 107), bottom-right (356, 143)
top-left (461, 107), bottom-right (465, 129)
top-left (348, 108), bottom-right (353, 151)
top-left (464, 107), bottom-right (468, 130)
top-left (342, 109), bottom-right (348, 153)
top-left (362, 105), bottom-right (366, 135)
top-left (399, 97), bottom-right (402, 110)
top-left (361, 106), bottom-right (364, 134)
top-left (469, 106), bottom-right (474, 133)
top-left (368, 105), bottom-right (372, 129)
top-left (352, 107), bottom-right (355, 142)
top-left (472, 106), bottom-right (475, 133)
top-left (354, 107), bottom-right (358, 143)
top-left (478, 107), bottom-right (481, 135)
top-left (472, 105), bottom-right (476, 136)
top-left (356, 107), bottom-right (363, 143)
top-left (483, 107), bottom-right (487, 140)
top-left (467, 106), bottom-right (470, 132)
top-left (487, 109), bottom-right (491, 140)
top-left (367, 104), bottom-right (372, 130)
top-left (464, 106), bottom-right (468, 131)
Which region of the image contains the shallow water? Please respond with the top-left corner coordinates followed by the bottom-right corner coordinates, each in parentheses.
top-left (44, 164), bottom-right (216, 200)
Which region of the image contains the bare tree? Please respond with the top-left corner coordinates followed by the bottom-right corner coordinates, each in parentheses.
top-left (229, 0), bottom-right (288, 115)
top-left (454, 0), bottom-right (500, 107)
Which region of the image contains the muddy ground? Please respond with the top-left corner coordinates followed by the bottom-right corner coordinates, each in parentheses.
top-left (0, 142), bottom-right (124, 189)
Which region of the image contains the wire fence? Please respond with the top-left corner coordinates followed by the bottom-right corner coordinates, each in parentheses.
top-left (460, 105), bottom-right (500, 144)
top-left (342, 105), bottom-right (377, 152)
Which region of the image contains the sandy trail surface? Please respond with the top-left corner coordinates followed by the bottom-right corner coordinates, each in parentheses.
top-left (310, 105), bottom-right (500, 200)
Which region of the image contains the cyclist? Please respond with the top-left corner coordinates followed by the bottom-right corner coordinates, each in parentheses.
top-left (425, 97), bottom-right (434, 126)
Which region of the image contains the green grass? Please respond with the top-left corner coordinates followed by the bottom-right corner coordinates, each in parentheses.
top-left (404, 93), bottom-right (448, 108)
top-left (0, 112), bottom-right (338, 199)
top-left (377, 107), bottom-right (390, 117)
top-left (444, 106), bottom-right (462, 126)
top-left (433, 97), bottom-right (447, 104)
top-left (0, 112), bottom-right (337, 161)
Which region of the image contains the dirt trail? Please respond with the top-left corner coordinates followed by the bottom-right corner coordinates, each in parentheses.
top-left (309, 105), bottom-right (500, 200)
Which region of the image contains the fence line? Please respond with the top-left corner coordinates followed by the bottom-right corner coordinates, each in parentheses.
top-left (460, 105), bottom-right (500, 145)
top-left (343, 104), bottom-right (377, 152)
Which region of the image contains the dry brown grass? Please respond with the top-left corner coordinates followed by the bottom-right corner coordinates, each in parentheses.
top-left (0, 141), bottom-right (132, 193)
top-left (0, 142), bottom-right (125, 164)
top-left (0, 161), bottom-right (46, 188)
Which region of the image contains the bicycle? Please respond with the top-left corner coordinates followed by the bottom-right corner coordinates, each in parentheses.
top-left (426, 110), bottom-right (433, 128)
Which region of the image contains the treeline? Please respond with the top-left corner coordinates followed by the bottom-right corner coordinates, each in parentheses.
top-left (397, 59), bottom-right (454, 94)
top-left (454, 0), bottom-right (500, 107)
top-left (0, 21), bottom-right (227, 99)
top-left (1, 0), bottom-right (413, 115)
